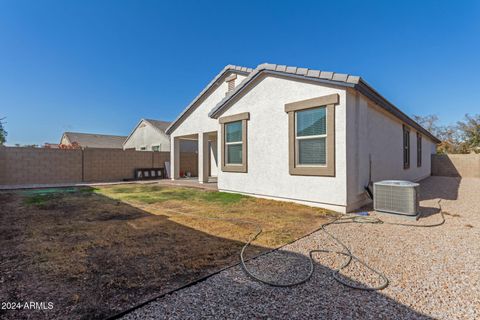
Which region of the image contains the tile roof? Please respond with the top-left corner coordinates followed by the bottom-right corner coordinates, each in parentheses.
top-left (165, 65), bottom-right (253, 134)
top-left (144, 119), bottom-right (171, 132)
top-left (165, 62), bottom-right (439, 143)
top-left (208, 63), bottom-right (440, 143)
top-left (62, 132), bottom-right (127, 149)
top-left (208, 63), bottom-right (360, 118)
top-left (123, 119), bottom-right (171, 146)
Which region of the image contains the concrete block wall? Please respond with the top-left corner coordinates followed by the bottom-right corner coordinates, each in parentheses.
top-left (179, 152), bottom-right (198, 177)
top-left (0, 147), bottom-right (199, 186)
top-left (83, 148), bottom-right (158, 182)
top-left (431, 154), bottom-right (480, 178)
top-left (0, 147), bottom-right (83, 185)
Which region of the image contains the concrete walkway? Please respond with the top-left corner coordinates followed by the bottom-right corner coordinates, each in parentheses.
top-left (155, 178), bottom-right (218, 190)
top-left (0, 178), bottom-right (218, 191)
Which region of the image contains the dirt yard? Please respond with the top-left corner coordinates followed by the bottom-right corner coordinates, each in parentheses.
top-left (0, 184), bottom-right (331, 320)
top-left (123, 177), bottom-right (480, 320)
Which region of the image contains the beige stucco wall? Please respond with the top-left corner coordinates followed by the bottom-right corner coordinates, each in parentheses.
top-left (345, 90), bottom-right (437, 210)
top-left (169, 70), bottom-right (437, 213)
top-left (216, 75), bottom-right (349, 212)
top-left (170, 73), bottom-right (245, 139)
top-left (170, 72), bottom-right (248, 138)
top-left (209, 140), bottom-right (218, 177)
top-left (123, 121), bottom-right (171, 151)
top-left (170, 71), bottom-right (247, 180)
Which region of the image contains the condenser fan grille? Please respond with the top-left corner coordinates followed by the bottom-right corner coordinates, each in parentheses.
top-left (373, 180), bottom-right (419, 216)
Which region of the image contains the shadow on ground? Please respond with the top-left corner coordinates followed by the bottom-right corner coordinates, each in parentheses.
top-left (418, 176), bottom-right (461, 201)
top-left (0, 188), bottom-right (267, 320)
top-left (124, 238), bottom-right (434, 319)
top-left (0, 186), bottom-right (437, 320)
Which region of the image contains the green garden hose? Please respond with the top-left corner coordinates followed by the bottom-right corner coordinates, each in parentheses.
top-left (164, 200), bottom-right (445, 291)
top-left (240, 200), bottom-right (445, 291)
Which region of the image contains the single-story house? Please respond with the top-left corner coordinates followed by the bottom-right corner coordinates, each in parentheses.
top-left (123, 119), bottom-right (172, 151)
top-left (123, 118), bottom-right (197, 152)
top-left (43, 142), bottom-right (60, 149)
top-left (166, 63), bottom-right (440, 213)
top-left (60, 132), bottom-right (127, 149)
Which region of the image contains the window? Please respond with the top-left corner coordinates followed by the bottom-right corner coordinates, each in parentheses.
top-left (225, 121), bottom-right (243, 164)
top-left (285, 93), bottom-right (339, 176)
top-left (219, 112), bottom-right (249, 172)
top-left (140, 146), bottom-right (147, 151)
top-left (417, 132), bottom-right (422, 167)
top-left (152, 145), bottom-right (160, 152)
top-left (296, 107), bottom-right (327, 166)
top-left (403, 125), bottom-right (410, 169)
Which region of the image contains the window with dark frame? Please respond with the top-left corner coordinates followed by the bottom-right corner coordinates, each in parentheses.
top-left (403, 125), bottom-right (410, 169)
top-left (417, 132), bottom-right (422, 167)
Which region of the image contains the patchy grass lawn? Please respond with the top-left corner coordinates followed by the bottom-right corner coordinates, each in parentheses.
top-left (0, 184), bottom-right (333, 320)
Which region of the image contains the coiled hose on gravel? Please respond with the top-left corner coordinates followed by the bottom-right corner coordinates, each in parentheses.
top-left (166, 200), bottom-right (445, 291)
top-left (240, 200), bottom-right (445, 290)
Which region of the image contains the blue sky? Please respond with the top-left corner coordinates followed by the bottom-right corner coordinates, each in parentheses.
top-left (0, 0), bottom-right (479, 145)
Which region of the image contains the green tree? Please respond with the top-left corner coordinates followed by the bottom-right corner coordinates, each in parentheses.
top-left (457, 114), bottom-right (480, 153)
top-left (0, 117), bottom-right (6, 145)
top-left (412, 114), bottom-right (440, 135)
top-left (435, 125), bottom-right (466, 154)
top-left (413, 114), bottom-right (465, 154)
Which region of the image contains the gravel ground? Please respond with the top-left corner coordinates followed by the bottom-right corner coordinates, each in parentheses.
top-left (123, 177), bottom-right (479, 320)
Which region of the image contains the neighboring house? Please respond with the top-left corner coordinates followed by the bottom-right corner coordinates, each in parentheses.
top-left (60, 132), bottom-right (127, 149)
top-left (123, 119), bottom-right (171, 151)
top-left (43, 143), bottom-right (59, 149)
top-left (166, 64), bottom-right (440, 213)
top-left (123, 118), bottom-right (197, 152)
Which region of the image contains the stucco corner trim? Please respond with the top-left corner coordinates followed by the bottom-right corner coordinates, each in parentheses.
top-left (220, 112), bottom-right (249, 173)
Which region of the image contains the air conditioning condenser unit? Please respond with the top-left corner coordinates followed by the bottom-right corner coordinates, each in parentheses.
top-left (373, 180), bottom-right (419, 217)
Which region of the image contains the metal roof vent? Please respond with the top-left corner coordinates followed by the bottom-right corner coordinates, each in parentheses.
top-left (374, 180), bottom-right (419, 216)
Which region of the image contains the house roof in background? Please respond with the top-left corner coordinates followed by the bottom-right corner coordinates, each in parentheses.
top-left (208, 63), bottom-right (440, 143)
top-left (144, 119), bottom-right (171, 132)
top-left (61, 132), bottom-right (127, 149)
top-left (165, 65), bottom-right (253, 134)
top-left (123, 118), bottom-right (171, 146)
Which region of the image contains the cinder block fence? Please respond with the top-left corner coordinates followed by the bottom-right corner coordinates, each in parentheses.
top-left (431, 154), bottom-right (480, 178)
top-left (0, 146), bottom-right (198, 186)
